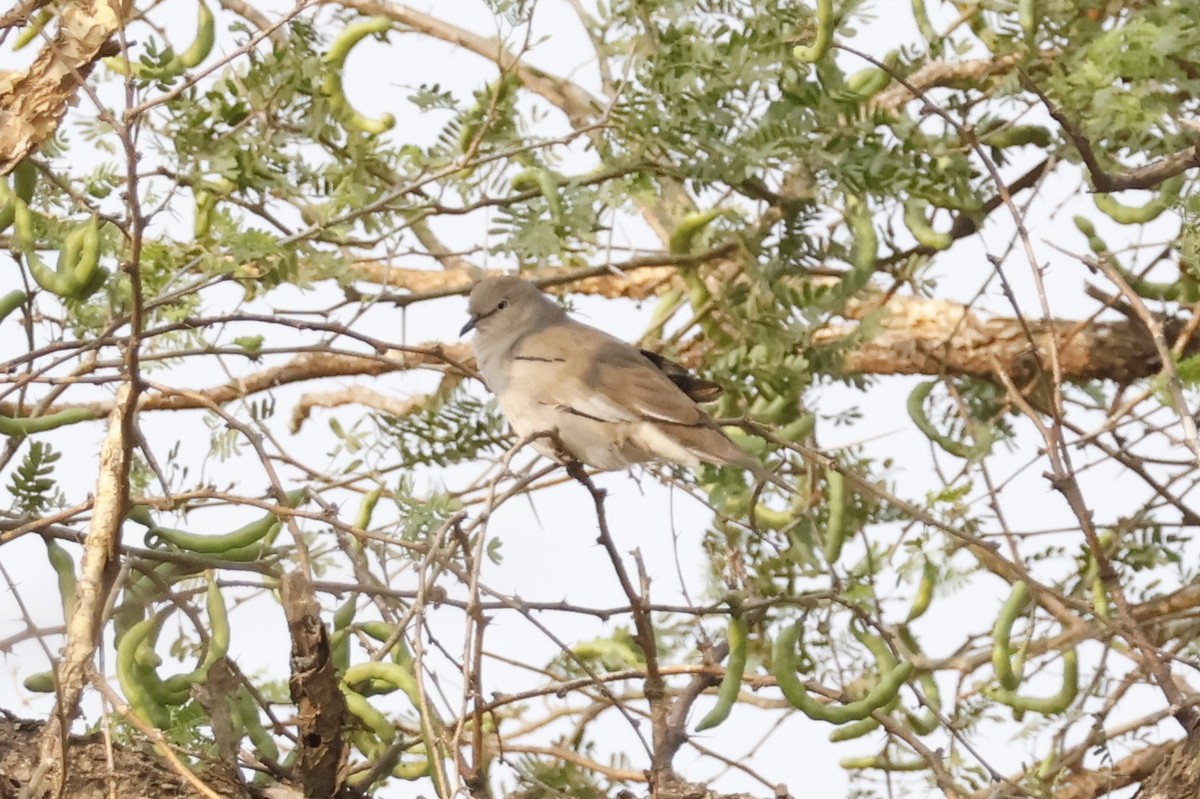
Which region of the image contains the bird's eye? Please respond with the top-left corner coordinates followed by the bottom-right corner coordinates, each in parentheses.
top-left (498, 299), bottom-right (509, 310)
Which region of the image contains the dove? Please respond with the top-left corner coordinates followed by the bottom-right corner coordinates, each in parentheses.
top-left (461, 275), bottom-right (788, 490)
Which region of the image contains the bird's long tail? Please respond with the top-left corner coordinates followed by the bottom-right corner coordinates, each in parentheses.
top-left (672, 424), bottom-right (794, 493)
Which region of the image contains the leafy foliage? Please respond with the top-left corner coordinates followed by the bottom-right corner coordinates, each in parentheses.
top-left (3, 0), bottom-right (1200, 797)
top-left (7, 442), bottom-right (61, 516)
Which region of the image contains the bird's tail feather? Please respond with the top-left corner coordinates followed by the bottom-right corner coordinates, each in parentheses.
top-left (668, 425), bottom-right (794, 493)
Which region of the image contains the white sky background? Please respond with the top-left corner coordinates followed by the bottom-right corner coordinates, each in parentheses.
top-left (0, 1), bottom-right (1187, 797)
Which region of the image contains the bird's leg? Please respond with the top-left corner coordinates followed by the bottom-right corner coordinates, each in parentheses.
top-left (564, 458), bottom-right (598, 493)
top-left (527, 428), bottom-right (593, 480)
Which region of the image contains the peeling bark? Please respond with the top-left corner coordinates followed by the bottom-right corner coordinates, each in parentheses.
top-left (0, 0), bottom-right (123, 172)
top-left (823, 295), bottom-right (1176, 385)
top-left (281, 571), bottom-right (349, 798)
top-left (21, 383), bottom-right (136, 797)
top-left (1130, 733), bottom-right (1200, 799)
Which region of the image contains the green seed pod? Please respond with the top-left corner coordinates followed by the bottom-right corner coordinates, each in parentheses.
top-left (13, 7), bottom-right (52, 49)
top-left (1093, 176), bottom-right (1183, 225)
top-left (177, 3), bottom-right (215, 68)
top-left (23, 671), bottom-right (56, 693)
top-left (822, 469), bottom-right (848, 564)
top-left (144, 489), bottom-right (304, 554)
top-left (773, 622), bottom-right (914, 724)
top-left (907, 380), bottom-right (987, 460)
top-left (985, 648), bottom-right (1078, 715)
top-left (903, 199), bottom-right (952, 250)
top-left (344, 660), bottom-right (421, 709)
top-left (116, 616), bottom-right (173, 728)
top-left (0, 407), bottom-right (97, 437)
top-left (695, 614), bottom-right (749, 731)
top-left (669, 209), bottom-right (724, 255)
top-left (355, 487), bottom-right (384, 530)
top-left (793, 0), bottom-right (833, 62)
top-left (906, 560), bottom-right (937, 622)
top-left (0, 290), bottom-right (27, 324)
top-left (44, 538), bottom-right (77, 620)
top-left (322, 17), bottom-right (397, 135)
top-left (992, 581), bottom-right (1030, 691)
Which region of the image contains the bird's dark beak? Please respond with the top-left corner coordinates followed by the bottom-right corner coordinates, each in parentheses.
top-left (460, 315), bottom-right (478, 336)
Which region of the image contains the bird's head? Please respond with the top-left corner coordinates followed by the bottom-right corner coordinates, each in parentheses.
top-left (461, 275), bottom-right (558, 338)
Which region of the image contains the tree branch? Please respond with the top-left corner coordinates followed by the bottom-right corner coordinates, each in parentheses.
top-left (20, 383), bottom-right (137, 799)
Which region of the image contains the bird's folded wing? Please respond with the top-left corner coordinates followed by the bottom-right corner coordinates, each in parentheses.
top-left (513, 323), bottom-right (710, 427)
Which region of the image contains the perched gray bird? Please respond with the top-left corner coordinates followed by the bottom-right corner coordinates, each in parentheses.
top-left (461, 275), bottom-right (788, 490)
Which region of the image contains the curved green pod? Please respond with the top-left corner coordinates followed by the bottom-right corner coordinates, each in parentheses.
top-left (331, 599), bottom-right (357, 672)
top-left (13, 7), bottom-right (52, 49)
top-left (131, 575), bottom-right (231, 702)
top-left (793, 0), bottom-right (833, 62)
top-left (822, 469), bottom-right (848, 564)
top-left (846, 66), bottom-right (890, 98)
top-left (0, 182), bottom-right (14, 234)
top-left (980, 125), bottom-right (1051, 149)
top-left (229, 687), bottom-right (280, 762)
top-left (65, 216), bottom-right (104, 299)
top-left (12, 159), bottom-right (36, 202)
top-left (356, 620), bottom-right (412, 665)
top-left (13, 200), bottom-right (75, 297)
top-left (354, 487), bottom-right (384, 529)
top-left (773, 622), bottom-right (914, 724)
top-left (134, 656), bottom-right (191, 707)
top-left (902, 670), bottom-right (942, 734)
top-left (194, 189), bottom-right (215, 238)
top-left (985, 648), bottom-right (1078, 715)
top-left (104, 2), bottom-right (214, 79)
top-left (1091, 576), bottom-right (1110, 618)
top-left (907, 380), bottom-right (990, 460)
top-left (992, 581), bottom-right (1030, 690)
top-left (1093, 176), bottom-right (1183, 225)
top-left (13, 203), bottom-right (107, 300)
top-left (845, 198), bottom-right (877, 287)
top-left (825, 631), bottom-right (909, 741)
top-left (331, 628), bottom-right (351, 673)
top-left (23, 671), bottom-right (56, 693)
top-left (669, 209), bottom-right (724, 255)
top-left (126, 504), bottom-right (156, 528)
top-left (903, 199), bottom-right (952, 250)
top-left (1072, 214), bottom-right (1110, 255)
top-left (906, 560), bottom-right (937, 622)
top-left (344, 660), bottom-right (421, 709)
top-left (0, 160), bottom-right (36, 233)
top-left (198, 575), bottom-right (230, 672)
top-left (645, 288), bottom-right (685, 339)
top-left (322, 17), bottom-right (396, 135)
top-left (214, 521), bottom-right (283, 562)
top-left (0, 407), bottom-right (97, 437)
top-left (334, 598), bottom-right (358, 630)
top-left (44, 539), bottom-right (77, 620)
top-left (144, 489), bottom-right (304, 553)
top-left (116, 616), bottom-right (173, 728)
top-left (827, 714), bottom-right (883, 742)
top-left (177, 2), bottom-right (215, 68)
top-left (0, 291), bottom-right (28, 324)
top-left (343, 689), bottom-right (396, 749)
top-left (511, 168), bottom-right (564, 223)
top-left (779, 413), bottom-right (815, 442)
top-left (695, 615), bottom-right (749, 731)
top-left (391, 755), bottom-right (432, 780)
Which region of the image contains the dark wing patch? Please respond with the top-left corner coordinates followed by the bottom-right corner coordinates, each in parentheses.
top-left (638, 349), bottom-right (724, 403)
